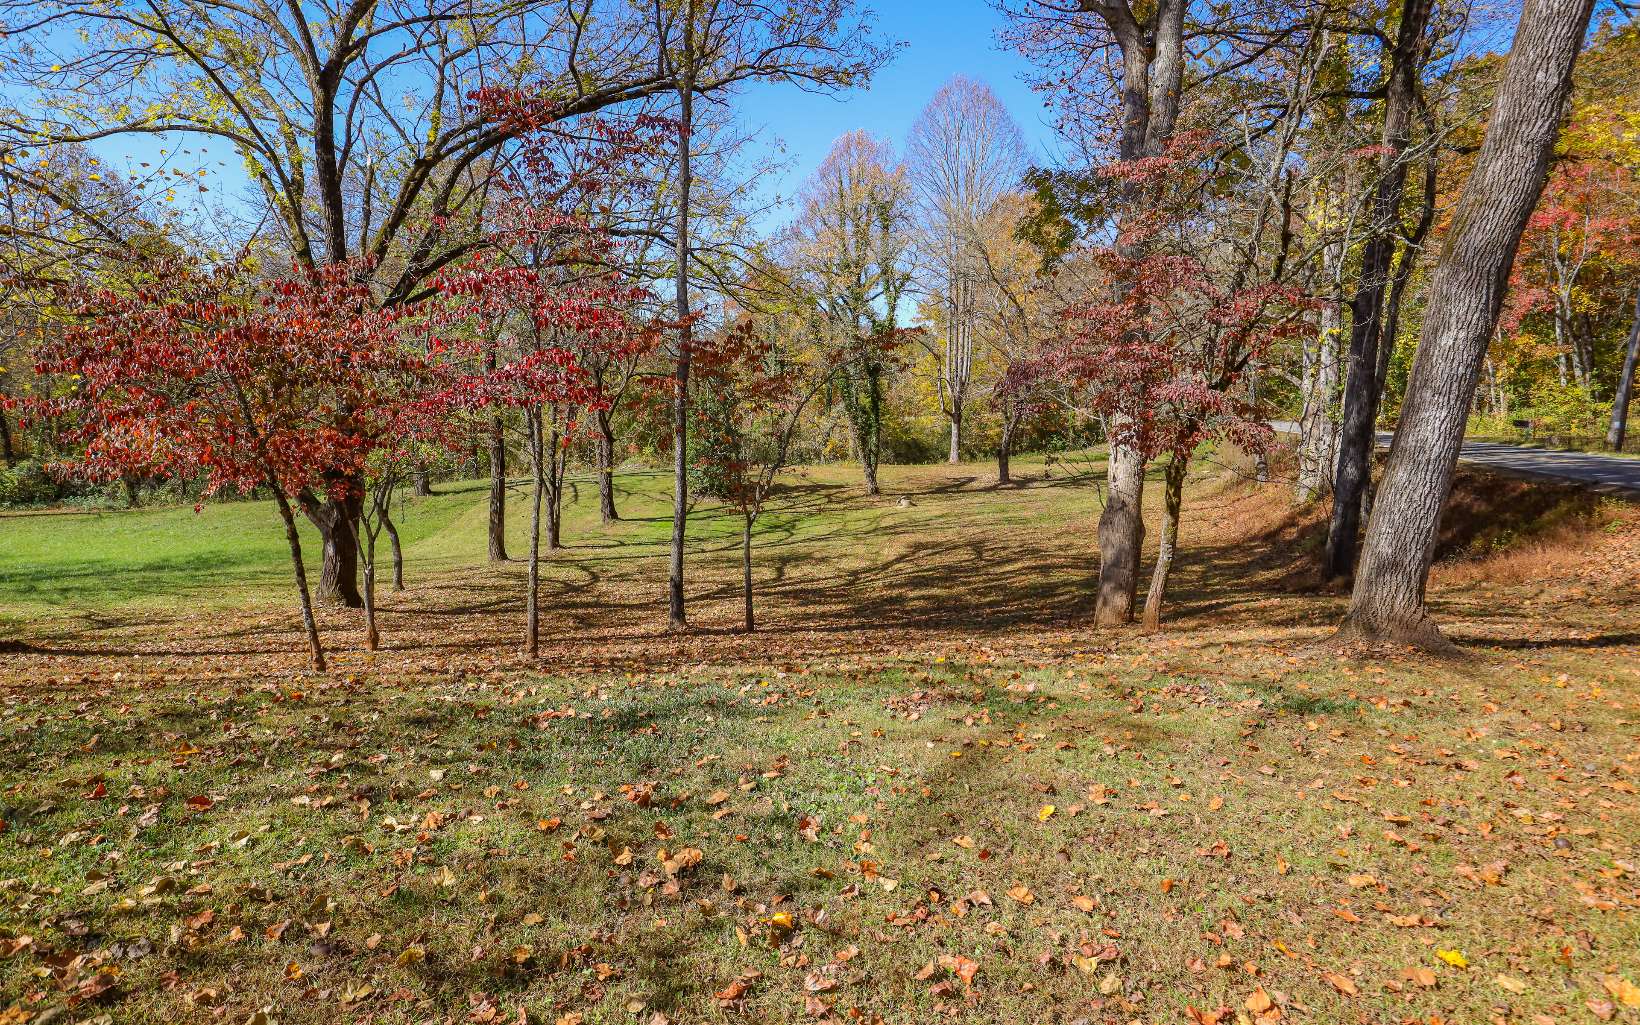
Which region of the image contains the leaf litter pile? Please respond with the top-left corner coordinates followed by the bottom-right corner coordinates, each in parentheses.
top-left (0, 464), bottom-right (1636, 1024)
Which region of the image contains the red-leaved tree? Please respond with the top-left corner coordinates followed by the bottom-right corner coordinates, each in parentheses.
top-left (1024, 145), bottom-right (1304, 628)
top-left (28, 258), bottom-right (439, 670)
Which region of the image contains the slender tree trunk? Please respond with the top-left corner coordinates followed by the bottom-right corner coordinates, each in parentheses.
top-left (1096, 423), bottom-right (1146, 626)
top-left (1142, 455), bottom-right (1187, 632)
top-left (596, 412), bottom-right (619, 523)
top-left (122, 475), bottom-right (141, 508)
top-left (488, 414), bottom-right (508, 562)
top-left (383, 510), bottom-right (404, 592)
top-left (1324, 0), bottom-right (1434, 580)
top-left (273, 490), bottom-right (325, 673)
top-left (668, 44), bottom-right (695, 633)
top-left (1606, 287), bottom-right (1640, 450)
top-left (526, 408), bottom-right (544, 659)
top-left (314, 490), bottom-right (364, 608)
top-left (1342, 0), bottom-right (1594, 645)
top-left (361, 526), bottom-right (379, 651)
top-left (545, 413), bottom-right (564, 551)
top-left (742, 515), bottom-right (755, 633)
top-left (1298, 243), bottom-right (1345, 503)
top-left (948, 401), bottom-right (962, 463)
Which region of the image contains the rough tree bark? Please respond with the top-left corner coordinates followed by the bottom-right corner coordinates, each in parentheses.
top-left (1341, 0), bottom-right (1595, 645)
top-left (1096, 428), bottom-right (1147, 626)
top-left (1323, 0), bottom-right (1434, 580)
top-left (309, 490), bottom-right (364, 607)
top-left (1606, 287), bottom-right (1640, 450)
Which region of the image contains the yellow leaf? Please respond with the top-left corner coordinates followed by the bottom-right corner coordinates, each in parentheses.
top-left (1604, 975), bottom-right (1640, 1008)
top-left (1435, 949), bottom-right (1468, 969)
top-left (1038, 804), bottom-right (1056, 822)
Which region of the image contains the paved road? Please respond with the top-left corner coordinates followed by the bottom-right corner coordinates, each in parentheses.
top-left (1270, 421), bottom-right (1640, 498)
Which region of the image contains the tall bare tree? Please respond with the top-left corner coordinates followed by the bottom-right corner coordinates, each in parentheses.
top-left (906, 76), bottom-right (1028, 463)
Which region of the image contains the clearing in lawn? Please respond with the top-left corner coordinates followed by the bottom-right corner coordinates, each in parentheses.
top-left (1, 455), bottom-right (1637, 1025)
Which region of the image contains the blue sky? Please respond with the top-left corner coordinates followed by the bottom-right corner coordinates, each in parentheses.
top-left (729, 3), bottom-right (1060, 229)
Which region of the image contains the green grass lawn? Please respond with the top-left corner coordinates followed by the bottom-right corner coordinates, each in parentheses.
top-left (1, 455), bottom-right (1636, 1024)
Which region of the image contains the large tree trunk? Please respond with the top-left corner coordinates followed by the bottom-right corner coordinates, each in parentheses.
top-left (1323, 0), bottom-right (1434, 580)
top-left (311, 490), bottom-right (364, 608)
top-left (488, 414), bottom-right (508, 562)
top-left (413, 470), bottom-right (432, 497)
top-left (1141, 454), bottom-right (1187, 632)
top-left (273, 490), bottom-right (326, 672)
top-left (1341, 0), bottom-right (1594, 646)
top-left (1096, 425), bottom-right (1146, 626)
top-left (596, 411), bottom-right (619, 523)
top-left (1607, 287), bottom-right (1640, 450)
top-left (668, 52), bottom-right (695, 633)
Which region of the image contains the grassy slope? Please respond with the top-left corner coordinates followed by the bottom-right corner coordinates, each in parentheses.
top-left (0, 455), bottom-right (1636, 1025)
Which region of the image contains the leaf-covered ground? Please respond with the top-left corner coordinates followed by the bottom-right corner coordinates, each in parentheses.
top-left (2, 457), bottom-right (1636, 1024)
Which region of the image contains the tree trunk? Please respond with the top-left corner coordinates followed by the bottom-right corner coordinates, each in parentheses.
top-left (526, 408), bottom-right (544, 659)
top-left (383, 510), bottom-right (404, 592)
top-left (1606, 287), bottom-right (1640, 450)
top-left (312, 491), bottom-right (364, 608)
top-left (1323, 0), bottom-right (1434, 580)
top-left (1341, 0), bottom-right (1594, 646)
top-left (596, 412), bottom-right (619, 523)
top-left (545, 414), bottom-right (564, 551)
top-left (1096, 425), bottom-right (1146, 626)
top-left (668, 46), bottom-right (694, 633)
top-left (361, 526), bottom-right (379, 651)
top-left (1142, 455), bottom-right (1187, 632)
top-left (1297, 243), bottom-right (1345, 503)
top-left (947, 400), bottom-right (962, 463)
top-left (488, 412), bottom-right (508, 562)
top-left (413, 469), bottom-right (432, 496)
top-left (273, 490), bottom-right (325, 672)
top-left (997, 411), bottom-right (1018, 485)
top-left (742, 515), bottom-right (755, 633)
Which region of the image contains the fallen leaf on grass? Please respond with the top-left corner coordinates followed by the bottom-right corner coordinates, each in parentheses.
top-left (1322, 971), bottom-right (1358, 996)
